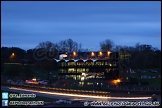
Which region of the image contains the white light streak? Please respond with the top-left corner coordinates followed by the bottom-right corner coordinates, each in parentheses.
top-left (9, 87), bottom-right (151, 100)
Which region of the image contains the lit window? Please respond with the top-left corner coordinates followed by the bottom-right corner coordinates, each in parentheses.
top-left (81, 77), bottom-right (84, 81)
top-left (126, 77), bottom-right (128, 80)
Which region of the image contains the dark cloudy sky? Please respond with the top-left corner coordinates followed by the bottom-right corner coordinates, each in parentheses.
top-left (1, 1), bottom-right (161, 51)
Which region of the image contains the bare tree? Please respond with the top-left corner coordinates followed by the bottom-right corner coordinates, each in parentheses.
top-left (57, 38), bottom-right (84, 52)
top-left (78, 43), bottom-right (84, 52)
top-left (113, 45), bottom-right (123, 52)
top-left (35, 41), bottom-right (58, 51)
top-left (67, 39), bottom-right (74, 52)
top-left (99, 39), bottom-right (115, 51)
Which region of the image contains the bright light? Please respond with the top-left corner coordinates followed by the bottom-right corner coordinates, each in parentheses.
top-left (32, 78), bottom-right (36, 81)
top-left (107, 51), bottom-right (111, 56)
top-left (99, 51), bottom-right (102, 56)
top-left (91, 52), bottom-right (95, 56)
top-left (117, 79), bottom-right (120, 83)
top-left (73, 52), bottom-right (76, 56)
top-left (10, 53), bottom-right (15, 59)
top-left (111, 79), bottom-right (121, 85)
top-left (82, 73), bottom-right (86, 77)
top-left (81, 77), bottom-right (84, 81)
top-left (63, 54), bottom-right (67, 57)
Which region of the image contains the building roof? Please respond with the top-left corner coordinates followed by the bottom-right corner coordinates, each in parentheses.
top-left (54, 59), bottom-right (111, 63)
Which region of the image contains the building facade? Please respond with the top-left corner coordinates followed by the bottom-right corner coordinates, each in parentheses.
top-left (54, 51), bottom-right (131, 86)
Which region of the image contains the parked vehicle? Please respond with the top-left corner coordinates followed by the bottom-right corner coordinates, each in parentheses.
top-left (152, 76), bottom-right (156, 78)
top-left (130, 70), bottom-right (136, 73)
top-left (152, 70), bottom-right (157, 73)
top-left (56, 100), bottom-right (66, 104)
top-left (141, 75), bottom-right (147, 79)
top-left (38, 80), bottom-right (49, 85)
top-left (149, 69), bottom-right (157, 73)
top-left (7, 79), bottom-right (13, 83)
top-left (141, 70), bottom-right (146, 73)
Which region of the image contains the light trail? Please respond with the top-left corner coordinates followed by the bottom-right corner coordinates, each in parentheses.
top-left (9, 87), bottom-right (151, 100)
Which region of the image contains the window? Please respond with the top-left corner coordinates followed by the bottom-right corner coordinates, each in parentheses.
top-left (79, 82), bottom-right (84, 86)
top-left (77, 75), bottom-right (81, 80)
top-left (77, 62), bottom-right (85, 65)
top-left (113, 62), bottom-right (117, 66)
top-left (86, 62), bottom-right (94, 65)
top-left (126, 77), bottom-right (128, 80)
top-left (77, 68), bottom-right (85, 73)
top-left (85, 68), bottom-right (89, 72)
top-left (60, 62), bottom-right (66, 66)
top-left (68, 62), bottom-right (75, 66)
top-left (105, 61), bottom-right (108, 65)
top-left (87, 82), bottom-right (93, 85)
top-left (59, 69), bottom-right (66, 73)
top-left (68, 68), bottom-right (76, 73)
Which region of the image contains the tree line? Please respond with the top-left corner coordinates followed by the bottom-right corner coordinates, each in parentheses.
top-left (1, 38), bottom-right (161, 75)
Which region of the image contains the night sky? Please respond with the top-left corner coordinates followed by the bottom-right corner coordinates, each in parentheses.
top-left (1, 1), bottom-right (161, 51)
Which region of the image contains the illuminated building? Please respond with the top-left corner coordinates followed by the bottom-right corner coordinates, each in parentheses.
top-left (54, 51), bottom-right (131, 86)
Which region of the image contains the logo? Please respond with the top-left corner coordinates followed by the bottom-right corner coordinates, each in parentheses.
top-left (84, 101), bottom-right (89, 106)
top-left (2, 100), bottom-right (8, 106)
top-left (2, 92), bottom-right (8, 99)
